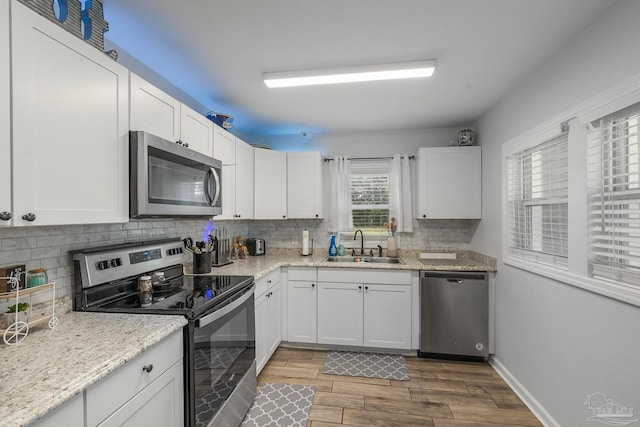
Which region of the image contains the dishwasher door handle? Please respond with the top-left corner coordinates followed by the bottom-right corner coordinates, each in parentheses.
top-left (446, 278), bottom-right (464, 284)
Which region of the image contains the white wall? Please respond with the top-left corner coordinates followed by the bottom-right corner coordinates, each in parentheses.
top-left (473, 1), bottom-right (640, 425)
top-left (252, 127), bottom-right (461, 157)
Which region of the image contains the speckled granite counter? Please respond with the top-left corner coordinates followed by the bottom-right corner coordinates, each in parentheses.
top-left (0, 311), bottom-right (187, 427)
top-left (187, 249), bottom-right (496, 279)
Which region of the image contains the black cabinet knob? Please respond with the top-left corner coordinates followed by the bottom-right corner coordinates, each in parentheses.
top-left (0, 211), bottom-right (11, 221)
top-left (22, 212), bottom-right (36, 222)
top-left (142, 364), bottom-right (153, 373)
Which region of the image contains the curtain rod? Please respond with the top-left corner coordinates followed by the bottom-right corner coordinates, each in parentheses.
top-left (324, 155), bottom-right (415, 162)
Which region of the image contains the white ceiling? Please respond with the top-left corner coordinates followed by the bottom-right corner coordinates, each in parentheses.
top-left (102, 0), bottom-right (615, 137)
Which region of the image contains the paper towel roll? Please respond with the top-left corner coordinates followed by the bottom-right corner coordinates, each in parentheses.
top-left (302, 229), bottom-right (309, 256)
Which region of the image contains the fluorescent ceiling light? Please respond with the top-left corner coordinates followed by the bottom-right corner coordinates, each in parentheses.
top-left (263, 60), bottom-right (436, 88)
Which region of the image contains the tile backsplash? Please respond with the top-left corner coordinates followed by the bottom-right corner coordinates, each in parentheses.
top-left (0, 220), bottom-right (248, 302)
top-left (0, 217), bottom-right (476, 302)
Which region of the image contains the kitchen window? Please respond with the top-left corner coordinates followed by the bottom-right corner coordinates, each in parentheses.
top-left (506, 131), bottom-right (569, 267)
top-left (350, 160), bottom-right (390, 231)
top-left (587, 102), bottom-right (640, 287)
top-left (503, 80), bottom-right (640, 306)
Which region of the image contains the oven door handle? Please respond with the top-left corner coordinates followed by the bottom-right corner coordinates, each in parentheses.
top-left (196, 283), bottom-right (255, 328)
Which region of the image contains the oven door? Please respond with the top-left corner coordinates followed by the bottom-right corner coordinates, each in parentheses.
top-left (187, 284), bottom-right (256, 427)
top-left (130, 130), bottom-right (222, 218)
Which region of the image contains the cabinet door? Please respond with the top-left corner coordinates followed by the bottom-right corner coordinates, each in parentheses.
top-left (31, 393), bottom-right (84, 427)
top-left (130, 73), bottom-right (180, 142)
top-left (287, 280), bottom-right (317, 343)
top-left (11, 2), bottom-right (128, 226)
top-left (212, 125), bottom-right (236, 165)
top-left (0, 1), bottom-right (10, 226)
top-left (364, 284), bottom-right (412, 349)
top-left (317, 282), bottom-right (363, 346)
top-left (267, 281), bottom-right (282, 356)
top-left (218, 164), bottom-right (237, 220)
top-left (416, 147), bottom-right (481, 219)
top-left (255, 291), bottom-right (269, 373)
top-left (97, 360), bottom-right (184, 427)
top-left (254, 148), bottom-right (286, 219)
top-left (235, 139), bottom-right (255, 219)
top-left (287, 152), bottom-right (323, 219)
top-left (180, 104), bottom-right (213, 156)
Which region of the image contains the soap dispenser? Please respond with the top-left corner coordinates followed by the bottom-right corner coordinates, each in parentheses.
top-left (329, 235), bottom-right (337, 256)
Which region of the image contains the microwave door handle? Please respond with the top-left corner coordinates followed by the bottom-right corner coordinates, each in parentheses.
top-left (210, 167), bottom-right (221, 207)
top-left (196, 284), bottom-right (255, 328)
top-left (204, 168), bottom-right (213, 205)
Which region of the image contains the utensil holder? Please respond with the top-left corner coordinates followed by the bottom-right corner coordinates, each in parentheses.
top-left (193, 252), bottom-right (212, 274)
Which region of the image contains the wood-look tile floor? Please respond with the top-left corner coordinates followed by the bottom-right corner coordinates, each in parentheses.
top-left (257, 347), bottom-right (542, 427)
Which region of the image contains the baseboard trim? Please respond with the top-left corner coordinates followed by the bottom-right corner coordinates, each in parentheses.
top-left (489, 356), bottom-right (559, 427)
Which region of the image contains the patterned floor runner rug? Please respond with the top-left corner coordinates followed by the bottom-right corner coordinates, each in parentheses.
top-left (321, 350), bottom-right (410, 381)
top-left (241, 383), bottom-right (315, 427)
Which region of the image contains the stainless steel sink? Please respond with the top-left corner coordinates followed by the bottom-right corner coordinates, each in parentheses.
top-left (324, 256), bottom-right (404, 264)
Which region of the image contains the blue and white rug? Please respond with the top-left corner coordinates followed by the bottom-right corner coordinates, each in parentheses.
top-left (241, 383), bottom-right (315, 427)
top-left (322, 350), bottom-right (410, 381)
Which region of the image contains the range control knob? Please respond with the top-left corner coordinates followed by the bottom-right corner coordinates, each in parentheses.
top-left (110, 258), bottom-right (123, 267)
top-left (97, 260), bottom-right (110, 270)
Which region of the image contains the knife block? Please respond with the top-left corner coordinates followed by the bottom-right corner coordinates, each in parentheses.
top-left (211, 238), bottom-right (232, 267)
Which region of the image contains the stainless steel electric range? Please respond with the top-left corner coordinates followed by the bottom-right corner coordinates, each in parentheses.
top-left (73, 238), bottom-right (256, 427)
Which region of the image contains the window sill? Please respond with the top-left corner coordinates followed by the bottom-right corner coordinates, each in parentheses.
top-left (504, 256), bottom-right (640, 308)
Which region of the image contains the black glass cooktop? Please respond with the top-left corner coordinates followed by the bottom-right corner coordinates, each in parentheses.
top-left (84, 272), bottom-right (254, 319)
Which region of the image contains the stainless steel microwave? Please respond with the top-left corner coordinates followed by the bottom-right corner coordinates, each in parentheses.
top-left (130, 131), bottom-right (222, 218)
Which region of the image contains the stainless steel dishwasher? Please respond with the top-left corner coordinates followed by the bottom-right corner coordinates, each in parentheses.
top-left (419, 271), bottom-right (489, 359)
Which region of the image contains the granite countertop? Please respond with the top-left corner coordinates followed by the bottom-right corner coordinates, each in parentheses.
top-left (0, 311), bottom-right (187, 427)
top-left (188, 249), bottom-right (496, 279)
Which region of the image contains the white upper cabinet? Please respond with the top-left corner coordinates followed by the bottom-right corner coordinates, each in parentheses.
top-left (180, 103), bottom-right (214, 156)
top-left (10, 1), bottom-right (129, 226)
top-left (0, 2), bottom-right (10, 226)
top-left (235, 138), bottom-right (255, 219)
top-left (130, 73), bottom-right (180, 142)
top-left (287, 152), bottom-right (323, 219)
top-left (254, 148), bottom-right (287, 219)
top-left (130, 73), bottom-right (213, 157)
top-left (213, 126), bottom-right (254, 219)
top-left (415, 146), bottom-right (482, 219)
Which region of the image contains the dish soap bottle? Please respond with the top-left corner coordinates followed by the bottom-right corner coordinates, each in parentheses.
top-left (329, 235), bottom-right (338, 256)
top-left (337, 243), bottom-right (345, 256)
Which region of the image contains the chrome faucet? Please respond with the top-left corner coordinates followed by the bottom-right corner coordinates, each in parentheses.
top-left (353, 229), bottom-right (364, 254)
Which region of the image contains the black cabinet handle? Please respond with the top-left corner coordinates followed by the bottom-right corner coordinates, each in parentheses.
top-left (422, 214), bottom-right (426, 218)
top-left (315, 214), bottom-right (319, 218)
top-left (358, 285), bottom-right (362, 290)
top-left (142, 364), bottom-right (153, 373)
top-left (0, 211), bottom-right (11, 221)
top-left (311, 283), bottom-right (315, 288)
top-left (365, 286), bottom-right (369, 290)
top-left (22, 212), bottom-right (36, 222)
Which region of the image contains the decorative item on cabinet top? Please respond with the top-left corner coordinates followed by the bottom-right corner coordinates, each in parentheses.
top-left (18, 0), bottom-right (117, 59)
top-left (206, 112), bottom-right (233, 129)
top-left (458, 128), bottom-right (476, 146)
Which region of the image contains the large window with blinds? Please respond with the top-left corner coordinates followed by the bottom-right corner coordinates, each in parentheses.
top-left (506, 132), bottom-right (569, 267)
top-left (350, 161), bottom-right (389, 230)
top-left (587, 102), bottom-right (640, 286)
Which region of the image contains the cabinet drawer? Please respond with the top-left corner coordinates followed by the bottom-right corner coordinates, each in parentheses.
top-left (318, 268), bottom-right (411, 285)
top-left (256, 268), bottom-right (281, 297)
top-left (288, 267), bottom-right (317, 281)
top-left (86, 330), bottom-right (183, 426)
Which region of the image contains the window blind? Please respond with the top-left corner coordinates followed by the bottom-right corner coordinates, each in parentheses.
top-left (507, 132), bottom-right (569, 266)
top-left (587, 102), bottom-right (640, 286)
top-left (350, 173), bottom-right (389, 229)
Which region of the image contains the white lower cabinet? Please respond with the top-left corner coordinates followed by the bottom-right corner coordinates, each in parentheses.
top-left (363, 284), bottom-right (412, 349)
top-left (255, 270), bottom-right (282, 374)
top-left (317, 282), bottom-right (364, 346)
top-left (31, 393), bottom-right (84, 427)
top-left (286, 267), bottom-right (317, 344)
top-left (316, 268), bottom-right (413, 350)
top-left (86, 331), bottom-right (184, 427)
